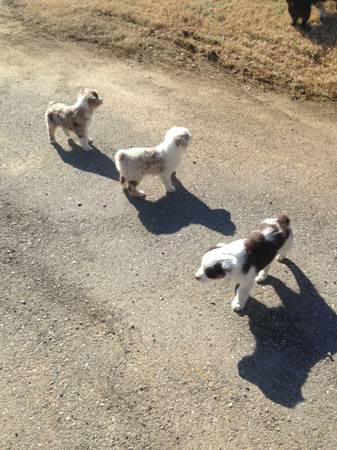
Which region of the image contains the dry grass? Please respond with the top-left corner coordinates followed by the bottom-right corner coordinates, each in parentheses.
top-left (6, 0), bottom-right (337, 99)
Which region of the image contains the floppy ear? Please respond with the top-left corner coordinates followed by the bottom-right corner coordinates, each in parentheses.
top-left (205, 263), bottom-right (226, 279)
top-left (221, 256), bottom-right (237, 273)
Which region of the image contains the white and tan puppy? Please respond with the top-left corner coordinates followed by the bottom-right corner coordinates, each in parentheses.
top-left (45, 88), bottom-right (103, 151)
top-left (195, 215), bottom-right (294, 312)
top-left (115, 126), bottom-right (192, 199)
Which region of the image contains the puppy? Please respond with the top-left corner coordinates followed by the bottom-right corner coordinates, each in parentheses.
top-left (45, 88), bottom-right (103, 151)
top-left (115, 126), bottom-right (192, 199)
top-left (286, 0), bottom-right (327, 28)
top-left (195, 215), bottom-right (294, 312)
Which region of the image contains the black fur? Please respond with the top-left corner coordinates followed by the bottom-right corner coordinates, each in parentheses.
top-left (242, 229), bottom-right (286, 274)
top-left (205, 263), bottom-right (226, 279)
top-left (286, 0), bottom-right (312, 28)
top-left (286, 0), bottom-right (328, 28)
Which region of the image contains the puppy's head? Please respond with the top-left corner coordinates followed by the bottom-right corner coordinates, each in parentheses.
top-left (195, 247), bottom-right (236, 282)
top-left (164, 126), bottom-right (192, 148)
top-left (78, 88), bottom-right (103, 109)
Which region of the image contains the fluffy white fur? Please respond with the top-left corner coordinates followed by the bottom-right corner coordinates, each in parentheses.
top-left (115, 126), bottom-right (192, 199)
top-left (45, 88), bottom-right (103, 151)
top-left (195, 216), bottom-right (294, 312)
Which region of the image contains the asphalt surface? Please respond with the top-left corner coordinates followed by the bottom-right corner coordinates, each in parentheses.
top-left (1, 7), bottom-right (337, 450)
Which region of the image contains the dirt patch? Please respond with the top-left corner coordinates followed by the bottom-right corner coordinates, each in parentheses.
top-left (5, 0), bottom-right (337, 99)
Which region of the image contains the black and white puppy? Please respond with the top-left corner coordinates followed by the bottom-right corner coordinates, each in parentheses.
top-left (195, 215), bottom-right (294, 312)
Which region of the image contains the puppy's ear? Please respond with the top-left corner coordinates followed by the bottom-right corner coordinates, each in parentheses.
top-left (221, 256), bottom-right (236, 273)
top-left (175, 134), bottom-right (189, 147)
top-left (205, 262), bottom-right (226, 279)
top-left (88, 90), bottom-right (103, 106)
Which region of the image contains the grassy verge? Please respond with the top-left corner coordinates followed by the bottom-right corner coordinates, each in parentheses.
top-left (6, 0), bottom-right (337, 99)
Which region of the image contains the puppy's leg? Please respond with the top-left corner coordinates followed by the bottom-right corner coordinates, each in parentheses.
top-left (46, 117), bottom-right (57, 144)
top-left (277, 231), bottom-right (294, 262)
top-left (120, 175), bottom-right (127, 189)
top-left (62, 128), bottom-right (74, 146)
top-left (62, 128), bottom-right (71, 138)
top-left (79, 135), bottom-right (93, 151)
top-left (231, 271), bottom-right (255, 312)
top-left (75, 126), bottom-right (93, 151)
top-left (160, 172), bottom-right (176, 193)
top-left (255, 264), bottom-right (271, 284)
top-left (301, 6), bottom-right (311, 29)
top-left (127, 180), bottom-right (145, 199)
top-left (288, 7), bottom-right (299, 26)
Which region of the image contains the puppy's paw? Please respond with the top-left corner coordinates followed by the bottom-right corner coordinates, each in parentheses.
top-left (132, 190), bottom-right (146, 199)
top-left (82, 144), bottom-right (94, 152)
top-left (276, 255), bottom-right (286, 263)
top-left (231, 298), bottom-right (245, 313)
top-left (166, 185), bottom-right (176, 193)
top-left (255, 271), bottom-right (268, 284)
top-left (88, 138), bottom-right (94, 144)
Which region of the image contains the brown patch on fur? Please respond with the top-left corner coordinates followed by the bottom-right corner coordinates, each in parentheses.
top-left (277, 214), bottom-right (290, 229)
top-left (244, 232), bottom-right (266, 253)
top-left (127, 180), bottom-right (140, 196)
top-left (47, 112), bottom-right (55, 122)
top-left (120, 176), bottom-right (126, 185)
top-left (118, 153), bottom-right (125, 161)
top-left (143, 149), bottom-right (165, 170)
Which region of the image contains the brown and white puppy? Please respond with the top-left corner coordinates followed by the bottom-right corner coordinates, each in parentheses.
top-left (195, 215), bottom-right (294, 312)
top-left (115, 126), bottom-right (192, 199)
top-left (45, 88), bottom-right (103, 151)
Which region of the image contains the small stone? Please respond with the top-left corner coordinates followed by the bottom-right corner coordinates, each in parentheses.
top-left (77, 203), bottom-right (82, 207)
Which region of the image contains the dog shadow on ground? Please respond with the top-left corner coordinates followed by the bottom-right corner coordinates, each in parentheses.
top-left (53, 140), bottom-right (119, 181)
top-left (238, 259), bottom-right (337, 408)
top-left (298, 13), bottom-right (337, 47)
top-left (127, 175), bottom-right (236, 235)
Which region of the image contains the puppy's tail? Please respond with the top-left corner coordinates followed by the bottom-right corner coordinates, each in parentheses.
top-left (115, 150), bottom-right (126, 172)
